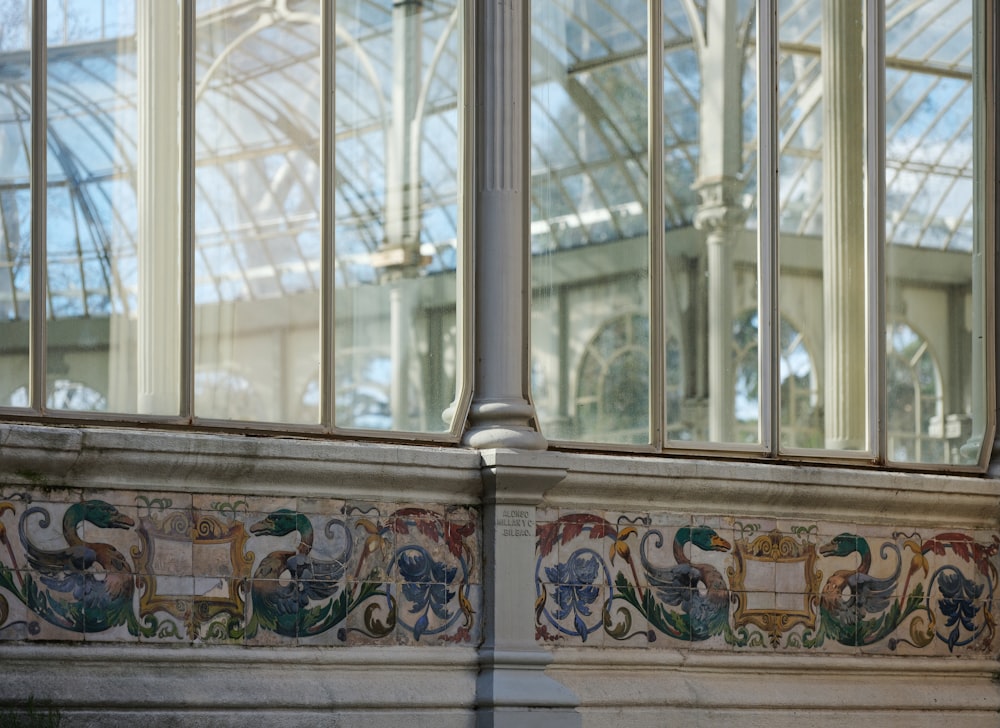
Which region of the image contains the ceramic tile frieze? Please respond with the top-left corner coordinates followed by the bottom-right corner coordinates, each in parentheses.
top-left (535, 511), bottom-right (999, 655)
top-left (0, 489), bottom-right (480, 646)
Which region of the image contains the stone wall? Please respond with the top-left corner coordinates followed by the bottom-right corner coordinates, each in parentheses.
top-left (0, 425), bottom-right (998, 726)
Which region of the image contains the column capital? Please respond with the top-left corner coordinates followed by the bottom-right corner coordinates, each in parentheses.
top-left (693, 175), bottom-right (747, 234)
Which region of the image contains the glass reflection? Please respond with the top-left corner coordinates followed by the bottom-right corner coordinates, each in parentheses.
top-left (777, 0), bottom-right (868, 453)
top-left (334, 0), bottom-right (461, 433)
top-left (43, 2), bottom-right (179, 414)
top-left (531, 0), bottom-right (652, 445)
top-left (885, 0), bottom-right (982, 464)
top-left (0, 0), bottom-right (30, 408)
top-left (194, 1), bottom-right (321, 423)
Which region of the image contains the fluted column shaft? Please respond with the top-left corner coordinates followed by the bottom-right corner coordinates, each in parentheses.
top-left (466, 5), bottom-right (577, 726)
top-left (821, 0), bottom-right (867, 450)
top-left (136, 2), bottom-right (181, 415)
top-left (463, 0), bottom-right (545, 450)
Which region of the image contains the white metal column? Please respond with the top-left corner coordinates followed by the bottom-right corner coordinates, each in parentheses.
top-left (462, 0), bottom-right (545, 450)
top-left (29, 0), bottom-right (46, 412)
top-left (136, 1), bottom-right (182, 415)
top-left (822, 0), bottom-right (868, 452)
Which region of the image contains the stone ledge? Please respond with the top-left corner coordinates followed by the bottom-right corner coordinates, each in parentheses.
top-left (539, 450), bottom-right (1000, 527)
top-left (546, 649), bottom-right (1000, 717)
top-left (0, 644), bottom-right (479, 711)
top-left (0, 423), bottom-right (483, 502)
top-left (1, 426), bottom-right (997, 525)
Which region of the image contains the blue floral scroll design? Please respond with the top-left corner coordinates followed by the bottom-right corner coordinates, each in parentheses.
top-left (390, 544), bottom-right (469, 640)
top-left (536, 548), bottom-right (612, 642)
top-left (932, 565), bottom-right (991, 650)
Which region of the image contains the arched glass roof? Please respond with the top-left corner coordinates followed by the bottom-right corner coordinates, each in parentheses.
top-left (0, 0), bottom-right (979, 321)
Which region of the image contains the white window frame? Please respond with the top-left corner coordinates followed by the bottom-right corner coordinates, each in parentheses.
top-left (14, 0), bottom-right (474, 444)
top-left (620, 0), bottom-right (996, 470)
top-left (5, 0), bottom-right (997, 472)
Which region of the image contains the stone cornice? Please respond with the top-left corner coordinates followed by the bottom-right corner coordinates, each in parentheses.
top-left (547, 649), bottom-right (1000, 714)
top-left (509, 450), bottom-right (1000, 528)
top-left (1, 424), bottom-right (997, 526)
top-left (479, 448), bottom-right (567, 505)
top-left (0, 423), bottom-right (482, 502)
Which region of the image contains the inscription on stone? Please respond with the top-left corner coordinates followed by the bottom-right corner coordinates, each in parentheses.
top-left (496, 508), bottom-right (534, 539)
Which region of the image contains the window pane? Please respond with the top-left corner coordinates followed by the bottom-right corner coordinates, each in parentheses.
top-left (530, 0), bottom-right (651, 445)
top-left (778, 0), bottom-right (868, 453)
top-left (195, 2), bottom-right (321, 423)
top-left (885, 0), bottom-right (983, 464)
top-left (0, 0), bottom-right (30, 409)
top-left (44, 1), bottom-right (174, 415)
top-left (334, 0), bottom-right (462, 433)
top-left (695, 0), bottom-right (758, 445)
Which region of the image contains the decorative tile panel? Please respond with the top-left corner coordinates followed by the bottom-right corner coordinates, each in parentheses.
top-left (0, 490), bottom-right (480, 646)
top-left (535, 513), bottom-right (999, 655)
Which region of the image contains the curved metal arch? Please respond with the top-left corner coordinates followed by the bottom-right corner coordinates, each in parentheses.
top-left (887, 318), bottom-right (944, 385)
top-left (886, 0), bottom-right (971, 63)
top-left (529, 84), bottom-right (635, 243)
top-left (530, 39), bottom-right (661, 238)
top-left (44, 88), bottom-right (140, 314)
top-left (532, 77), bottom-right (648, 243)
top-left (195, 3), bottom-right (391, 138)
top-left (884, 318), bottom-right (947, 457)
top-left (573, 309), bottom-right (652, 442)
top-left (678, 0), bottom-right (706, 50)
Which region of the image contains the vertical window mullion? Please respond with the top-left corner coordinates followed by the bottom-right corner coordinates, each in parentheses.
top-left (180, 0), bottom-right (195, 421)
top-left (758, 0), bottom-right (779, 455)
top-left (649, 0), bottom-right (664, 450)
top-left (29, 0), bottom-right (46, 413)
top-left (320, 0), bottom-right (335, 431)
top-left (452, 0), bottom-right (473, 438)
top-left (867, 0), bottom-right (886, 462)
top-left (979, 0), bottom-right (997, 468)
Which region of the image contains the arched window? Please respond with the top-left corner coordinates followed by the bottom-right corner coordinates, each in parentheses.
top-left (575, 313), bottom-right (650, 445)
top-left (574, 313), bottom-right (694, 444)
top-left (886, 322), bottom-right (946, 463)
top-left (733, 311), bottom-right (821, 448)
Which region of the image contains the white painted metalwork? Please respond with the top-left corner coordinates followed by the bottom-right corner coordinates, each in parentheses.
top-left (759, 0), bottom-right (779, 455)
top-left (868, 0), bottom-right (887, 462)
top-left (0, 0), bottom-right (992, 470)
top-left (319, 0), bottom-right (334, 431)
top-left (650, 0), bottom-right (665, 449)
top-left (29, 0), bottom-right (45, 414)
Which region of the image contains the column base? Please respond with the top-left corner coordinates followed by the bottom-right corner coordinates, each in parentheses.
top-left (463, 398), bottom-right (547, 450)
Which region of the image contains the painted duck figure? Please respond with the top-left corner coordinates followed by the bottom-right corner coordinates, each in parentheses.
top-left (248, 509), bottom-right (352, 637)
top-left (640, 525), bottom-right (732, 640)
top-left (818, 532), bottom-right (901, 645)
top-left (19, 500), bottom-right (135, 633)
